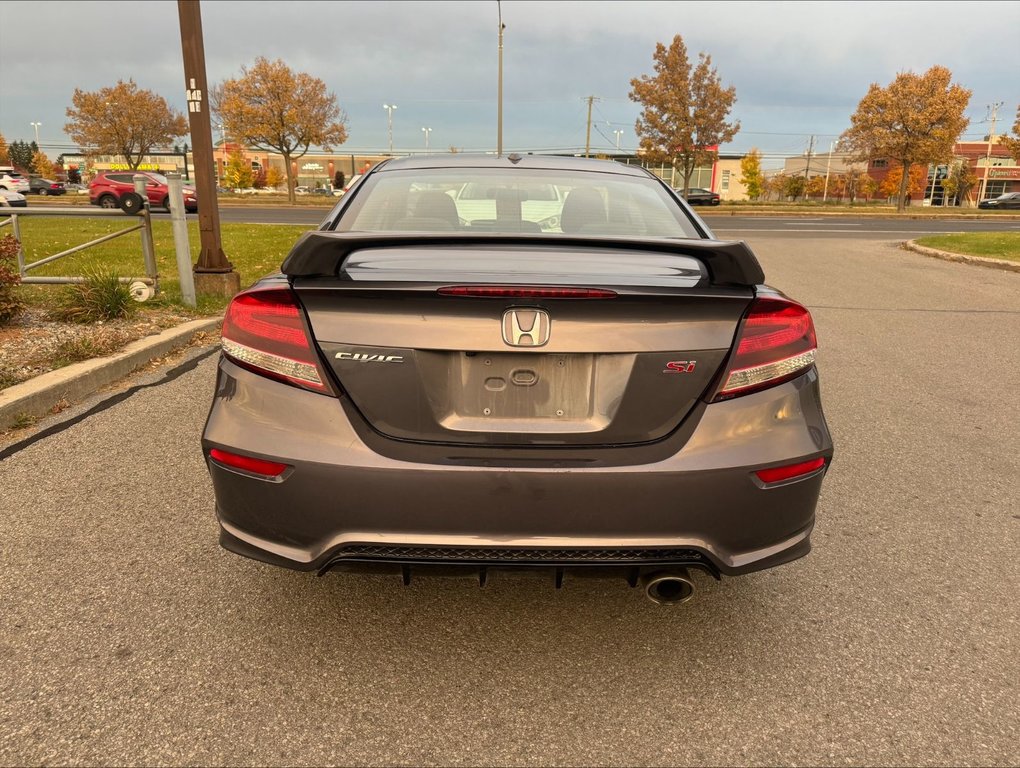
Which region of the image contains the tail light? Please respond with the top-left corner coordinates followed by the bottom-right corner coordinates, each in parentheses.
top-left (221, 288), bottom-right (334, 395)
top-left (713, 296), bottom-right (817, 400)
top-left (754, 456), bottom-right (826, 484)
top-left (209, 448), bottom-right (290, 480)
top-left (438, 286), bottom-right (616, 299)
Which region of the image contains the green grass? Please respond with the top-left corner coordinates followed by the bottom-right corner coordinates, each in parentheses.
top-left (8, 217), bottom-right (309, 313)
top-left (915, 232), bottom-right (1020, 262)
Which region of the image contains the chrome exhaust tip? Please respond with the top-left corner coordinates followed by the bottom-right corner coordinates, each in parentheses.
top-left (640, 569), bottom-right (696, 605)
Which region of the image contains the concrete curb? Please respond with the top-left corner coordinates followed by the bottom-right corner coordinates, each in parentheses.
top-left (0, 317), bottom-right (221, 429)
top-left (902, 240), bottom-right (1020, 273)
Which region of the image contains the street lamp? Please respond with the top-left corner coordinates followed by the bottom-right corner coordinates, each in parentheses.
top-left (30, 122), bottom-right (41, 144)
top-left (422, 126), bottom-right (432, 153)
top-left (497, 1), bottom-right (505, 155)
top-left (383, 104), bottom-right (398, 154)
top-left (613, 129), bottom-right (624, 150)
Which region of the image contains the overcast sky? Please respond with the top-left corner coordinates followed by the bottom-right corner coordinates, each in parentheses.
top-left (1, 0), bottom-right (1017, 166)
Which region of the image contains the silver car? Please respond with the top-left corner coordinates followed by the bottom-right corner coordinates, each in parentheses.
top-left (203, 155), bottom-right (833, 604)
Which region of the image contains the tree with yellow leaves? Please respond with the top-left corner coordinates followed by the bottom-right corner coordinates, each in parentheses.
top-left (32, 150), bottom-right (55, 178)
top-left (214, 58), bottom-right (348, 203)
top-left (65, 80), bottom-right (187, 170)
top-left (1003, 105), bottom-right (1020, 164)
top-left (839, 66), bottom-right (970, 212)
top-left (739, 149), bottom-right (765, 201)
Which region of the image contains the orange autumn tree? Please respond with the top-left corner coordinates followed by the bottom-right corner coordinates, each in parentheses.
top-left (215, 58), bottom-right (348, 204)
top-left (839, 66), bottom-right (970, 212)
top-left (629, 35), bottom-right (739, 198)
top-left (65, 79), bottom-right (187, 169)
top-left (878, 164), bottom-right (928, 202)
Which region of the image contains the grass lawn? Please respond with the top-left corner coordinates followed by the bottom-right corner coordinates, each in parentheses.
top-left (914, 232), bottom-right (1020, 262)
top-left (6, 217), bottom-right (310, 313)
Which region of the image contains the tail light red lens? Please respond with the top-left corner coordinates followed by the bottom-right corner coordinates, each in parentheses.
top-left (714, 297), bottom-right (817, 400)
top-left (209, 448), bottom-right (290, 479)
top-left (221, 288), bottom-right (332, 394)
top-left (438, 286), bottom-right (617, 299)
top-left (755, 457), bottom-right (826, 484)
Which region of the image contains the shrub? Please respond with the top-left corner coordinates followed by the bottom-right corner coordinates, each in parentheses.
top-left (51, 269), bottom-right (134, 323)
top-left (0, 233), bottom-right (24, 324)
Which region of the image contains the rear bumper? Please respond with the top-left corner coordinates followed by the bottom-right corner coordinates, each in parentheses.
top-left (203, 357), bottom-right (832, 578)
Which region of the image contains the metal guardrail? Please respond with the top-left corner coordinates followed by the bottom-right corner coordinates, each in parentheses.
top-left (0, 177), bottom-right (160, 300)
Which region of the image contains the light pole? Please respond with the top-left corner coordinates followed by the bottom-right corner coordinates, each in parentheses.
top-left (422, 126), bottom-right (432, 153)
top-left (613, 129), bottom-right (624, 150)
top-left (497, 0), bottom-right (504, 155)
top-left (977, 101), bottom-right (1004, 203)
top-left (30, 122), bottom-right (41, 144)
top-left (383, 104), bottom-right (397, 154)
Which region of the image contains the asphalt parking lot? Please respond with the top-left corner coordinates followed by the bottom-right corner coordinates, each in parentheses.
top-left (1, 236), bottom-right (1017, 765)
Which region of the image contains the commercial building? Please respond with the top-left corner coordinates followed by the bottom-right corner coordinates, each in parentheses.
top-left (780, 137), bottom-right (1019, 205)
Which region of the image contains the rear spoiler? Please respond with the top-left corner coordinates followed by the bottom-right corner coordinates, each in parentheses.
top-left (281, 232), bottom-right (765, 287)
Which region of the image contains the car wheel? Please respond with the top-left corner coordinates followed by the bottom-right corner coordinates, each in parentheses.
top-left (119, 192), bottom-right (145, 215)
top-left (98, 195), bottom-right (119, 209)
top-left (161, 196), bottom-right (171, 212)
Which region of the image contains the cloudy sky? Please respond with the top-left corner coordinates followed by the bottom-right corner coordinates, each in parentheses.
top-left (1, 0), bottom-right (1016, 166)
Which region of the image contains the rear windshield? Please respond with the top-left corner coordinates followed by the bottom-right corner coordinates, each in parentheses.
top-left (336, 168), bottom-right (703, 238)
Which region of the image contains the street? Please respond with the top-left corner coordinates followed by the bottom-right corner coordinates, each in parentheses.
top-left (1, 235), bottom-right (1018, 765)
top-left (171, 203), bottom-right (1020, 237)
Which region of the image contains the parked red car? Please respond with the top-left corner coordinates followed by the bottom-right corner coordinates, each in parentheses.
top-left (89, 171), bottom-right (197, 212)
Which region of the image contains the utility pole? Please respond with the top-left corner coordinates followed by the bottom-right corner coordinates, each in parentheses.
top-left (801, 135), bottom-right (815, 201)
top-left (383, 104), bottom-right (397, 155)
top-left (584, 96), bottom-right (600, 158)
top-left (30, 122), bottom-right (41, 145)
top-left (822, 140), bottom-right (834, 202)
top-left (977, 101), bottom-right (1004, 203)
top-left (177, 0), bottom-right (238, 296)
top-left (497, 1), bottom-right (505, 156)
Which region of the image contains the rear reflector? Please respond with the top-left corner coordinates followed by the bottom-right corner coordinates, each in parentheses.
top-left (221, 288), bottom-right (331, 394)
top-left (714, 297), bottom-right (817, 399)
top-left (755, 457), bottom-right (826, 484)
top-left (209, 448), bottom-right (289, 478)
top-left (438, 286), bottom-right (617, 299)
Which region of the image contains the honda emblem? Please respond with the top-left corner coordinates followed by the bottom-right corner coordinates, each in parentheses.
top-left (502, 309), bottom-right (550, 347)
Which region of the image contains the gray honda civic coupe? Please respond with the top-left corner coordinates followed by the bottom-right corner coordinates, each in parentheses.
top-left (202, 154), bottom-right (833, 604)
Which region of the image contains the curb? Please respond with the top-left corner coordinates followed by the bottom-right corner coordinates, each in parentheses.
top-left (0, 317), bottom-right (222, 429)
top-left (902, 240), bottom-right (1020, 273)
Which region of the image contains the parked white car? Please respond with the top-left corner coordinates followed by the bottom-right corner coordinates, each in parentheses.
top-left (0, 166), bottom-right (30, 194)
top-left (0, 189), bottom-right (28, 207)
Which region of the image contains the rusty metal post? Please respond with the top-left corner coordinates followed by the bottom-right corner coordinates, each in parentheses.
top-left (132, 175), bottom-right (160, 294)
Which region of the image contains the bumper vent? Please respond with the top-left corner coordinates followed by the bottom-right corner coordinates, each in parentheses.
top-left (331, 545), bottom-right (705, 564)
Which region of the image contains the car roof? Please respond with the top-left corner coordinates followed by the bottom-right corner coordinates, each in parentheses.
top-left (372, 153), bottom-right (651, 178)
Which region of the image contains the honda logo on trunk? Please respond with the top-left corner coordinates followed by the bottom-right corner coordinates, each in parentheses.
top-left (502, 309), bottom-right (550, 347)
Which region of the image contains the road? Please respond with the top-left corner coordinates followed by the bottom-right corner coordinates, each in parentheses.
top-left (2, 237), bottom-right (1018, 765)
top-left (183, 204), bottom-right (1020, 237)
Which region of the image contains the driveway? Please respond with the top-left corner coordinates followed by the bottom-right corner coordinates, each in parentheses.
top-left (1, 237), bottom-right (1017, 765)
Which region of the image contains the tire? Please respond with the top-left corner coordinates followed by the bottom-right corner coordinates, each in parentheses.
top-left (98, 195), bottom-right (119, 209)
top-left (161, 196), bottom-right (171, 212)
top-left (119, 192), bottom-right (144, 215)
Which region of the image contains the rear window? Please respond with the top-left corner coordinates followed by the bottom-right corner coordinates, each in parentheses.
top-left (337, 168), bottom-right (702, 238)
